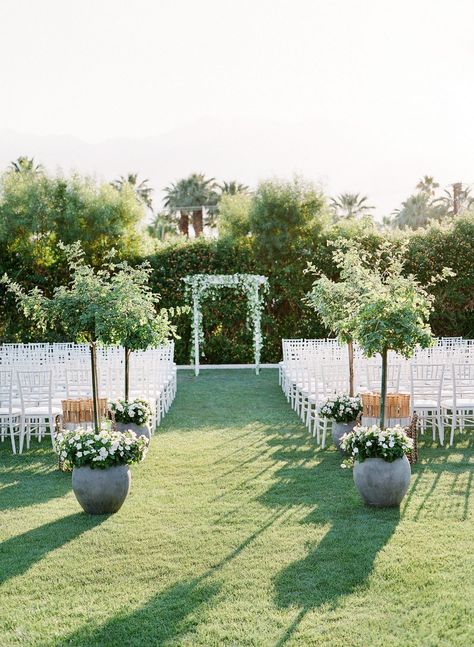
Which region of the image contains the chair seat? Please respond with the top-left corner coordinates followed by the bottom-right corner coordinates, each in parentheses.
top-left (441, 399), bottom-right (474, 409)
top-left (413, 400), bottom-right (439, 409)
top-left (23, 406), bottom-right (62, 416)
top-left (0, 407), bottom-right (21, 416)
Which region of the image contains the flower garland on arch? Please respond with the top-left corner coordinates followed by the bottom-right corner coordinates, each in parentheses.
top-left (182, 273), bottom-right (269, 375)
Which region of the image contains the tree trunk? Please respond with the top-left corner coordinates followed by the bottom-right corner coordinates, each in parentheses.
top-left (452, 182), bottom-right (462, 215)
top-left (90, 342), bottom-right (100, 433)
top-left (178, 211), bottom-right (189, 237)
top-left (380, 347), bottom-right (388, 429)
top-left (192, 208), bottom-right (204, 237)
top-left (124, 346), bottom-right (131, 401)
top-left (348, 339), bottom-right (354, 397)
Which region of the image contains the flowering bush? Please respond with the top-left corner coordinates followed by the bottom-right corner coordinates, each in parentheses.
top-left (54, 426), bottom-right (149, 470)
top-left (340, 424), bottom-right (413, 468)
top-left (109, 398), bottom-right (151, 426)
top-left (320, 394), bottom-right (362, 423)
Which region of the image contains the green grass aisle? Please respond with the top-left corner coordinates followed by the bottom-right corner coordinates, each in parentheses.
top-left (0, 369), bottom-right (473, 646)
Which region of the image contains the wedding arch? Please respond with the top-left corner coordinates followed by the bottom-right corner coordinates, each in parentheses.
top-left (182, 274), bottom-right (269, 375)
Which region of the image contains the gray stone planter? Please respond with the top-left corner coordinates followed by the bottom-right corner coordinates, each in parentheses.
top-left (116, 421), bottom-right (151, 441)
top-left (72, 465), bottom-right (131, 514)
top-left (353, 456), bottom-right (411, 507)
top-left (332, 420), bottom-right (358, 454)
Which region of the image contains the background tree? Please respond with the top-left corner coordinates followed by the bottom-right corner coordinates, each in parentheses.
top-left (249, 177), bottom-right (328, 264)
top-left (0, 169), bottom-right (145, 265)
top-left (416, 175), bottom-right (439, 197)
top-left (330, 193), bottom-right (374, 219)
top-left (216, 193), bottom-right (252, 240)
top-left (147, 211), bottom-right (177, 241)
top-left (163, 173), bottom-right (217, 238)
top-left (112, 173), bottom-right (153, 210)
top-left (163, 179), bottom-right (190, 237)
top-left (434, 183), bottom-right (473, 216)
top-left (9, 156), bottom-right (43, 174)
top-left (390, 193), bottom-right (446, 229)
top-left (218, 180), bottom-right (250, 196)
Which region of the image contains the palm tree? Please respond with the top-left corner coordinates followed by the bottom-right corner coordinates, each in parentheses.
top-left (416, 175), bottom-right (439, 197)
top-left (390, 193), bottom-right (446, 229)
top-left (9, 156), bottom-right (43, 174)
top-left (163, 179), bottom-right (191, 237)
top-left (163, 173), bottom-right (217, 237)
top-left (112, 173), bottom-right (153, 210)
top-left (434, 183), bottom-right (473, 216)
top-left (147, 212), bottom-right (177, 241)
top-left (218, 180), bottom-right (250, 195)
top-left (330, 193), bottom-right (374, 219)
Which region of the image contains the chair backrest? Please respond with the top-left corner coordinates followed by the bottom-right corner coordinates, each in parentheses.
top-left (452, 363), bottom-right (474, 402)
top-left (0, 369), bottom-right (14, 410)
top-left (17, 370), bottom-right (53, 408)
top-left (410, 364), bottom-right (445, 404)
top-left (66, 367), bottom-right (93, 399)
top-left (321, 363), bottom-right (348, 398)
top-left (366, 362), bottom-right (401, 393)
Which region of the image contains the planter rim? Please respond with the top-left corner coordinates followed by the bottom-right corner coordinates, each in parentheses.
top-left (354, 455), bottom-right (409, 465)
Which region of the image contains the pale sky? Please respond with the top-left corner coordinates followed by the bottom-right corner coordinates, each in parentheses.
top-left (1, 0), bottom-right (473, 216)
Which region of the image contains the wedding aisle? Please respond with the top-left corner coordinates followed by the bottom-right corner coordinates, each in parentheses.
top-left (0, 370), bottom-right (472, 646)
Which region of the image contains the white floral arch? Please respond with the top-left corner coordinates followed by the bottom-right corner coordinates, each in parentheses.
top-left (182, 273), bottom-right (269, 375)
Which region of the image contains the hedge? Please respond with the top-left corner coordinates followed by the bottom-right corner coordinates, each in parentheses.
top-left (1, 216), bottom-right (473, 364)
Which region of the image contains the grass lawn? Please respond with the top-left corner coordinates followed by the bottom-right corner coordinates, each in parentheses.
top-left (0, 369), bottom-right (473, 646)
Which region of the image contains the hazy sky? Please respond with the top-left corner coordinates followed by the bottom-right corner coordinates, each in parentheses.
top-left (1, 0), bottom-right (473, 215)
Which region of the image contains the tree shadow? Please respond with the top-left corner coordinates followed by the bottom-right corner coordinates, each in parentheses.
top-left (0, 444), bottom-right (71, 511)
top-left (0, 512), bottom-right (106, 586)
top-left (259, 445), bottom-right (400, 645)
top-left (47, 577), bottom-right (221, 647)
top-left (47, 511), bottom-right (283, 647)
top-left (402, 440), bottom-right (473, 522)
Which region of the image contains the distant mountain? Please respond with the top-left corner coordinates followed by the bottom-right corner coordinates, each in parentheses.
top-left (0, 117), bottom-right (464, 217)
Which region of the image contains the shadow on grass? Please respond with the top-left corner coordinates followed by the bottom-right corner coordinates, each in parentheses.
top-left (402, 439), bottom-right (473, 521)
top-left (0, 512), bottom-right (106, 586)
top-left (48, 578), bottom-right (221, 647)
top-left (0, 445), bottom-right (71, 511)
top-left (258, 438), bottom-right (400, 646)
top-left (48, 511), bottom-right (283, 647)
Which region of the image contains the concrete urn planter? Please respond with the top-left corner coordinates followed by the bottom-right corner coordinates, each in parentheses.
top-left (353, 456), bottom-right (411, 507)
top-left (72, 465), bottom-right (131, 514)
top-left (332, 420), bottom-right (357, 455)
top-left (115, 421), bottom-right (151, 441)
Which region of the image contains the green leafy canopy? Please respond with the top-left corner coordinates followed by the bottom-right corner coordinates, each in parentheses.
top-left (1, 242), bottom-right (185, 348)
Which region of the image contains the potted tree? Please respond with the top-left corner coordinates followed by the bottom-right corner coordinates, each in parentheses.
top-left (100, 259), bottom-right (184, 439)
top-left (346, 243), bottom-right (453, 506)
top-left (2, 243), bottom-right (181, 513)
top-left (306, 241), bottom-right (376, 448)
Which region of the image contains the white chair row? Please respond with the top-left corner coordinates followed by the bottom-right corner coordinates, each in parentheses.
top-left (281, 338), bottom-right (474, 447)
top-left (0, 343), bottom-right (177, 454)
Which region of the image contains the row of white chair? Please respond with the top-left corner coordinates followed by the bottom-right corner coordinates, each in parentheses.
top-left (0, 343), bottom-right (177, 454)
top-left (280, 339), bottom-right (474, 447)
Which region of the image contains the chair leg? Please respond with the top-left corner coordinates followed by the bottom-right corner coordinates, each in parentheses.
top-left (9, 418), bottom-right (17, 454)
top-left (437, 413), bottom-right (444, 446)
top-left (450, 410), bottom-right (456, 447)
